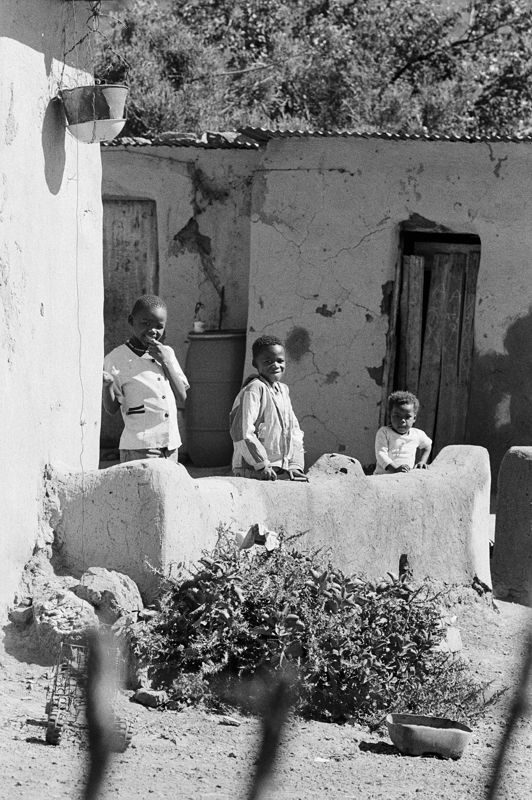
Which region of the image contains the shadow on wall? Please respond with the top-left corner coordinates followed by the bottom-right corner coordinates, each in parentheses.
top-left (468, 307), bottom-right (532, 478)
top-left (4, 2), bottom-right (91, 73)
top-left (42, 98), bottom-right (66, 195)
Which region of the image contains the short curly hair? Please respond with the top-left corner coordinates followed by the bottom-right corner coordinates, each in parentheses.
top-left (130, 294), bottom-right (167, 317)
top-left (252, 334), bottom-right (284, 361)
top-left (387, 390), bottom-right (420, 415)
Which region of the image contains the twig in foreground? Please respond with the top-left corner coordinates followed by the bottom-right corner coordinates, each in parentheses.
top-left (83, 631), bottom-right (117, 800)
top-left (485, 623), bottom-right (532, 800)
top-left (246, 678), bottom-right (292, 800)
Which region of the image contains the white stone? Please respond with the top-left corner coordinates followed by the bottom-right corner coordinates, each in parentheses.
top-left (32, 589), bottom-right (99, 656)
top-left (435, 626), bottom-right (463, 655)
top-left (73, 567), bottom-right (143, 623)
top-left (132, 688), bottom-right (167, 708)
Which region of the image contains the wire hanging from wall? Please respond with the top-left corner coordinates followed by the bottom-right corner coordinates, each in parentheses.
top-left (58, 2), bottom-right (129, 143)
top-left (69, 0), bottom-right (90, 579)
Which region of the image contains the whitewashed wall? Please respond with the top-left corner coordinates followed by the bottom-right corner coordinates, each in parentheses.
top-left (1, 1), bottom-right (103, 612)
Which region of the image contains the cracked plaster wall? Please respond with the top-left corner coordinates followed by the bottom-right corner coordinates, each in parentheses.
top-left (248, 137), bottom-right (532, 469)
top-left (102, 137), bottom-right (531, 474)
top-left (1, 2), bottom-right (103, 613)
top-left (101, 147), bottom-right (259, 367)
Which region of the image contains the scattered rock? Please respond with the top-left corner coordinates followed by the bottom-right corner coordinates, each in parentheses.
top-left (73, 567), bottom-right (143, 623)
top-left (132, 688), bottom-right (167, 708)
top-left (218, 715), bottom-right (241, 727)
top-left (15, 551), bottom-right (78, 609)
top-left (14, 551), bottom-right (55, 605)
top-left (33, 589), bottom-right (99, 656)
top-left (307, 453), bottom-right (364, 479)
top-left (8, 605), bottom-right (34, 627)
top-left (443, 626), bottom-right (463, 653)
top-left (137, 608), bottom-right (158, 621)
top-left (435, 625), bottom-right (463, 655)
top-left (236, 523), bottom-right (280, 552)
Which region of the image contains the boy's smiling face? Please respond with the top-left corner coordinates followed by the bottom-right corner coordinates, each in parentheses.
top-left (253, 344), bottom-right (286, 385)
top-left (390, 402), bottom-right (416, 435)
top-left (128, 306), bottom-right (167, 347)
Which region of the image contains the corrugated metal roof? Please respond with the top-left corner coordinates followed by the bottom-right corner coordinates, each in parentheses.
top-left (101, 131), bottom-right (260, 149)
top-left (239, 126), bottom-right (532, 144)
top-left (102, 127), bottom-right (532, 148)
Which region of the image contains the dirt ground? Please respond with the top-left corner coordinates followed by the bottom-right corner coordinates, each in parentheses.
top-left (1, 591), bottom-right (531, 800)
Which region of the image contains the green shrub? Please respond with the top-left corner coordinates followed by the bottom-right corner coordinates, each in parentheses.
top-left (132, 529), bottom-right (487, 725)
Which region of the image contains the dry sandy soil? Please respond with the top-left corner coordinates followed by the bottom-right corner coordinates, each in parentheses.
top-left (1, 591), bottom-right (531, 800)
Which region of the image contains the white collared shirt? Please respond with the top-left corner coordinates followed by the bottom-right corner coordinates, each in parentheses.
top-left (374, 425), bottom-right (432, 474)
top-left (104, 343), bottom-right (189, 450)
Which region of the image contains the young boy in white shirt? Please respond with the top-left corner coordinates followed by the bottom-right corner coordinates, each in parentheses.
top-left (102, 295), bottom-right (189, 463)
top-left (374, 391), bottom-right (432, 475)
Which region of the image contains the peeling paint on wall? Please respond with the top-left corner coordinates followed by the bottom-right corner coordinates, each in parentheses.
top-left (0, 173), bottom-right (7, 222)
top-left (189, 164), bottom-right (230, 212)
top-left (324, 370), bottom-right (340, 384)
top-left (285, 326), bottom-right (311, 361)
top-left (402, 213), bottom-right (453, 233)
top-left (316, 303), bottom-right (341, 317)
top-left (0, 252), bottom-right (17, 364)
top-left (171, 217), bottom-right (223, 296)
top-left (366, 363), bottom-right (384, 387)
top-left (380, 280), bottom-right (394, 317)
top-left (4, 84), bottom-right (18, 145)
top-left (485, 144), bottom-right (508, 178)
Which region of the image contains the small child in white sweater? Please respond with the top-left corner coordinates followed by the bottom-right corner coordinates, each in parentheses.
top-left (374, 391), bottom-right (432, 475)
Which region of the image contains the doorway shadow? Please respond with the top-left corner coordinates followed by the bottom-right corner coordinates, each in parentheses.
top-left (468, 307), bottom-right (532, 479)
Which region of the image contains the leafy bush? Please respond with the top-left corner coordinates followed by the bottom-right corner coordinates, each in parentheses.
top-left (132, 530), bottom-right (487, 726)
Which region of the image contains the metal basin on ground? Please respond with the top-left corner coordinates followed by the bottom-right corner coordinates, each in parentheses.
top-left (386, 713), bottom-right (472, 759)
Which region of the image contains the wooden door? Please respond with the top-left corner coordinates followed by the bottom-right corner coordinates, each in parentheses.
top-left (390, 249), bottom-right (480, 456)
top-left (101, 198), bottom-right (159, 449)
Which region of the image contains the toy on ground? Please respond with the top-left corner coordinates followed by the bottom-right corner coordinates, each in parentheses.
top-left (45, 638), bottom-right (133, 751)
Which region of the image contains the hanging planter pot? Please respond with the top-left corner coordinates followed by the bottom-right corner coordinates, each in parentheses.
top-left (58, 84), bottom-right (129, 144)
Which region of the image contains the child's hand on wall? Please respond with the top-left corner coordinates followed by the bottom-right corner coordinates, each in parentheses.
top-left (288, 468), bottom-right (308, 482)
top-left (102, 370), bottom-right (114, 386)
top-left (260, 466), bottom-right (278, 481)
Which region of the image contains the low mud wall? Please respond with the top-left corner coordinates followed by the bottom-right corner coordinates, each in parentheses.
top-left (49, 446), bottom-right (491, 602)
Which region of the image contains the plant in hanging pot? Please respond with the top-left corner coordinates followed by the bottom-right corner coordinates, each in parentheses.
top-left (58, 83), bottom-right (129, 144)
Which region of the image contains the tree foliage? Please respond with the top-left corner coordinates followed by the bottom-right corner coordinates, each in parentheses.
top-left (95, 0), bottom-right (532, 136)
